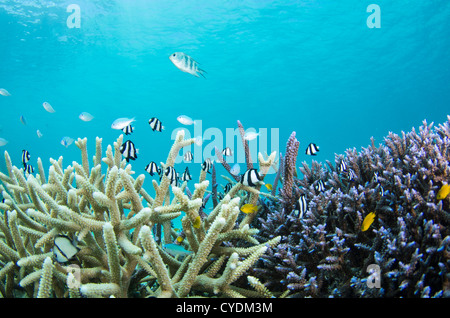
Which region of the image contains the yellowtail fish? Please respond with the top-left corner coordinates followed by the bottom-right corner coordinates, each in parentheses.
top-left (361, 212), bottom-right (376, 232)
top-left (240, 203), bottom-right (258, 214)
top-left (265, 183), bottom-right (273, 191)
top-left (436, 183), bottom-right (450, 200)
top-left (163, 243), bottom-right (192, 259)
top-left (111, 117), bottom-right (135, 130)
top-left (43, 101), bottom-right (55, 113)
top-left (0, 88), bottom-right (11, 96)
top-left (169, 52), bottom-right (206, 78)
top-left (79, 112), bottom-right (94, 122)
top-left (193, 216), bottom-right (201, 229)
top-left (244, 131), bottom-right (259, 141)
top-left (177, 115), bottom-right (197, 125)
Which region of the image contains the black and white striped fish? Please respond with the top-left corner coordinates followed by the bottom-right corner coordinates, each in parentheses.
top-left (122, 124), bottom-right (134, 135)
top-left (53, 235), bottom-right (80, 263)
top-left (240, 168), bottom-right (263, 187)
top-left (201, 158), bottom-right (213, 173)
top-left (305, 143), bottom-right (319, 156)
top-left (120, 140), bottom-right (138, 162)
top-left (184, 151), bottom-right (193, 162)
top-left (145, 161), bottom-right (160, 176)
top-left (22, 150), bottom-right (30, 168)
top-left (338, 160), bottom-right (347, 173)
top-left (223, 182), bottom-right (232, 194)
top-left (348, 169), bottom-right (357, 181)
top-left (293, 195), bottom-right (307, 218)
top-left (148, 117), bottom-right (164, 132)
top-left (164, 166), bottom-right (178, 187)
top-left (222, 147), bottom-right (232, 157)
top-left (169, 52), bottom-right (206, 78)
top-left (315, 180), bottom-right (325, 192)
top-left (181, 167), bottom-right (192, 182)
top-left (24, 164), bottom-right (34, 174)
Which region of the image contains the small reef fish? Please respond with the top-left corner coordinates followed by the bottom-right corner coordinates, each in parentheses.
top-left (111, 117), bottom-right (135, 130)
top-left (181, 167), bottom-right (192, 182)
top-left (361, 212), bottom-right (376, 232)
top-left (164, 166), bottom-right (178, 187)
top-left (193, 215), bottom-right (201, 228)
top-left (293, 195), bottom-right (307, 218)
top-left (177, 115), bottom-right (197, 125)
top-left (176, 236), bottom-right (184, 243)
top-left (43, 101), bottom-right (55, 113)
top-left (149, 117), bottom-right (164, 132)
top-left (339, 160), bottom-right (347, 173)
top-left (122, 124), bottom-right (134, 135)
top-left (22, 150), bottom-right (30, 168)
top-left (79, 112), bottom-right (94, 122)
top-left (244, 131), bottom-right (259, 141)
top-left (265, 183), bottom-right (273, 191)
top-left (53, 234), bottom-right (80, 263)
top-left (201, 158), bottom-right (213, 173)
top-left (36, 130), bottom-right (43, 138)
top-left (169, 52), bottom-right (206, 78)
top-left (437, 183), bottom-right (450, 200)
top-left (0, 88), bottom-right (11, 96)
top-left (315, 180), bottom-right (325, 192)
top-left (0, 138), bottom-right (8, 146)
top-left (145, 161), bottom-right (160, 176)
top-left (306, 143), bottom-right (319, 156)
top-left (223, 182), bottom-right (232, 194)
top-left (222, 147), bottom-right (233, 157)
top-left (241, 168), bottom-right (264, 187)
top-left (120, 140), bottom-right (138, 162)
top-left (19, 115), bottom-right (27, 125)
top-left (348, 169), bottom-right (357, 181)
top-left (184, 151), bottom-right (193, 162)
top-left (163, 243), bottom-right (192, 259)
top-left (240, 203), bottom-right (258, 214)
top-left (24, 164), bottom-right (34, 174)
top-left (61, 136), bottom-right (74, 148)
top-left (230, 163), bottom-right (240, 176)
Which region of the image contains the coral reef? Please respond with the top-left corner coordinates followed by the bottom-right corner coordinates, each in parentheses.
top-left (0, 130), bottom-right (280, 298)
top-left (252, 117), bottom-right (450, 298)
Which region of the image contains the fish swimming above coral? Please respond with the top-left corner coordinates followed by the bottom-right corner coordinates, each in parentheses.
top-left (169, 52), bottom-right (206, 78)
top-left (120, 140), bottom-right (138, 162)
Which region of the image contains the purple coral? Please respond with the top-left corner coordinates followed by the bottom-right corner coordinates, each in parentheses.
top-left (251, 117), bottom-right (450, 298)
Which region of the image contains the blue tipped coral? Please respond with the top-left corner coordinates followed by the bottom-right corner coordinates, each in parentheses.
top-left (252, 117), bottom-right (450, 298)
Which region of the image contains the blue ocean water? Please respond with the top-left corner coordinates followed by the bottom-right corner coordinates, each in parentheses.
top-left (1, 0), bottom-right (450, 194)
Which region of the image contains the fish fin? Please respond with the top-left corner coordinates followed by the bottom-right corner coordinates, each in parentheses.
top-left (198, 68), bottom-right (207, 78)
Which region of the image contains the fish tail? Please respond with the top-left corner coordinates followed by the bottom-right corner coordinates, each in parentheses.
top-left (198, 68), bottom-right (207, 78)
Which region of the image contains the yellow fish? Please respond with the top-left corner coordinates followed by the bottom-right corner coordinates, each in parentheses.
top-left (361, 212), bottom-right (376, 232)
top-left (193, 216), bottom-right (201, 229)
top-left (265, 183), bottom-right (273, 191)
top-left (176, 236), bottom-right (184, 243)
top-left (437, 183), bottom-right (450, 200)
top-left (240, 204), bottom-right (258, 214)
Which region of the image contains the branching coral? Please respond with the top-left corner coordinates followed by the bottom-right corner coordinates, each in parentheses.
top-left (252, 117), bottom-right (450, 298)
top-left (0, 130), bottom-right (280, 298)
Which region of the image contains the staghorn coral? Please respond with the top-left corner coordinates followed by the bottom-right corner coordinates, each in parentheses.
top-left (252, 117), bottom-right (450, 298)
top-left (0, 130), bottom-right (280, 298)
